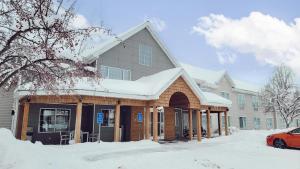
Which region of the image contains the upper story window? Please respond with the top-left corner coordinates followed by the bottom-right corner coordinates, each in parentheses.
top-left (254, 117), bottom-right (261, 129)
top-left (100, 65), bottom-right (131, 80)
top-left (252, 96), bottom-right (259, 111)
top-left (139, 44), bottom-right (152, 66)
top-left (237, 94), bottom-right (245, 109)
top-left (39, 108), bottom-right (70, 133)
top-left (220, 91), bottom-right (230, 99)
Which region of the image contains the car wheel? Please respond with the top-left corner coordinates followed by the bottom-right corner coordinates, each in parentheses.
top-left (273, 139), bottom-right (286, 149)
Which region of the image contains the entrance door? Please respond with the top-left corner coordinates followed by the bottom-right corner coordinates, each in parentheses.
top-left (175, 108), bottom-right (182, 138)
top-left (158, 110), bottom-right (165, 140)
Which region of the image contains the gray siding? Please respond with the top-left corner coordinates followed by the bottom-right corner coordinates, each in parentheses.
top-left (199, 76), bottom-right (273, 130)
top-left (0, 88), bottom-right (14, 129)
top-left (97, 28), bottom-right (176, 80)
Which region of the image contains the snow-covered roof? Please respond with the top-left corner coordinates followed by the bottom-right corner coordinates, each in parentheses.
top-left (181, 62), bottom-right (260, 93)
top-left (232, 79), bottom-right (260, 93)
top-left (202, 92), bottom-right (232, 107)
top-left (180, 62), bottom-right (227, 87)
top-left (16, 68), bottom-right (231, 107)
top-left (82, 21), bottom-right (179, 67)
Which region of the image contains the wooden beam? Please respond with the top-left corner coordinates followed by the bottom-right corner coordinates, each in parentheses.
top-left (21, 102), bottom-right (29, 141)
top-left (189, 108), bottom-right (193, 140)
top-left (196, 110), bottom-right (202, 142)
top-left (218, 112), bottom-right (222, 136)
top-left (224, 111), bottom-right (229, 136)
top-left (145, 103), bottom-right (150, 139)
top-left (206, 109), bottom-right (211, 138)
top-left (114, 102), bottom-right (121, 142)
top-left (153, 105), bottom-right (158, 142)
top-left (74, 102), bottom-right (82, 143)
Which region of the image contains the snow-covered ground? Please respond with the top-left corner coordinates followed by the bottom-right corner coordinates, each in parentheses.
top-left (0, 128), bottom-right (299, 169)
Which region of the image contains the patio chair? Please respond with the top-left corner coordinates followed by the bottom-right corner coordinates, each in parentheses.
top-left (60, 131), bottom-right (70, 145)
top-left (89, 133), bottom-right (99, 142)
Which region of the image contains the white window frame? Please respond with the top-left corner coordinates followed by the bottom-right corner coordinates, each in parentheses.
top-left (254, 117), bottom-right (261, 129)
top-left (100, 65), bottom-right (131, 80)
top-left (139, 44), bottom-right (152, 66)
top-left (252, 95), bottom-right (259, 111)
top-left (38, 108), bottom-right (71, 133)
top-left (266, 118), bottom-right (273, 129)
top-left (220, 91), bottom-right (230, 99)
top-left (100, 109), bottom-right (115, 127)
top-left (237, 94), bottom-right (246, 109)
top-left (239, 116), bottom-right (247, 129)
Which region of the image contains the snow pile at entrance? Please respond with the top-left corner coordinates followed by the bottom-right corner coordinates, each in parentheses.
top-left (0, 128), bottom-right (300, 169)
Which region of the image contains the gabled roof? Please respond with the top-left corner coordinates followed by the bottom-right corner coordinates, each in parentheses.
top-left (180, 62), bottom-right (235, 88)
top-left (16, 68), bottom-right (231, 107)
top-left (83, 21), bottom-right (179, 67)
top-left (181, 62), bottom-right (260, 93)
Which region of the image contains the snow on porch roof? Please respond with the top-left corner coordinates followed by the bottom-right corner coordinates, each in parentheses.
top-left (16, 68), bottom-right (231, 107)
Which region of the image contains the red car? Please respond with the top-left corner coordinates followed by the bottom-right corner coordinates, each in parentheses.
top-left (267, 127), bottom-right (300, 149)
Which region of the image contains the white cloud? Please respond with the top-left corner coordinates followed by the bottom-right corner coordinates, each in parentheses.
top-left (144, 17), bottom-right (167, 32)
top-left (71, 14), bottom-right (90, 29)
top-left (216, 51), bottom-right (237, 64)
top-left (193, 12), bottom-right (300, 75)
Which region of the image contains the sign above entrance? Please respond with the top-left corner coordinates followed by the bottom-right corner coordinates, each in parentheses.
top-left (97, 112), bottom-right (104, 124)
top-left (137, 112), bottom-right (143, 123)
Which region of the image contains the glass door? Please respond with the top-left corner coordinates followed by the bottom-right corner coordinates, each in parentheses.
top-left (158, 110), bottom-right (164, 140)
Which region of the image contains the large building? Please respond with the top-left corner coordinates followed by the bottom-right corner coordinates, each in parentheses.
top-left (0, 22), bottom-right (299, 144)
top-left (181, 63), bottom-right (300, 131)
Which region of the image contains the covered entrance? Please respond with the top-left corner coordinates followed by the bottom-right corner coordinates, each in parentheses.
top-left (15, 68), bottom-right (230, 144)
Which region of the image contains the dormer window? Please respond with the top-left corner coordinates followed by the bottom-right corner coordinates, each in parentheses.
top-left (139, 44), bottom-right (152, 66)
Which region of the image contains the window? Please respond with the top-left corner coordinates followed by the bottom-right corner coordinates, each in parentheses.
top-left (239, 117), bottom-right (247, 129)
top-left (100, 65), bottom-right (131, 80)
top-left (297, 119), bottom-right (300, 127)
top-left (266, 118), bottom-right (273, 129)
top-left (39, 108), bottom-right (70, 133)
top-left (220, 91), bottom-right (230, 99)
top-left (139, 44), bottom-right (152, 66)
top-left (290, 128), bottom-right (300, 134)
top-left (252, 96), bottom-right (259, 111)
top-left (254, 117), bottom-right (261, 129)
top-left (228, 116), bottom-right (231, 127)
top-left (237, 94), bottom-right (245, 109)
top-left (222, 116), bottom-right (225, 128)
top-left (101, 109), bottom-right (115, 127)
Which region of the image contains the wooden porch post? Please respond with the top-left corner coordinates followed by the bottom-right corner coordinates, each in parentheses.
top-left (114, 101), bottom-right (121, 142)
top-left (74, 101), bottom-right (83, 143)
top-left (218, 112), bottom-right (222, 136)
top-left (224, 111), bottom-right (229, 136)
top-left (196, 110), bottom-right (202, 142)
top-left (21, 102), bottom-right (30, 141)
top-left (189, 108), bottom-right (193, 140)
top-left (145, 103), bottom-right (150, 139)
top-left (206, 108), bottom-right (211, 138)
top-left (153, 105), bottom-right (158, 142)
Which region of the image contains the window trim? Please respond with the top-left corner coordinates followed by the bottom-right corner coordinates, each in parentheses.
top-left (253, 117), bottom-right (261, 129)
top-left (237, 94), bottom-right (246, 109)
top-left (100, 65), bottom-right (131, 80)
top-left (99, 108), bottom-right (115, 127)
top-left (220, 91), bottom-right (230, 99)
top-left (38, 108), bottom-right (71, 133)
top-left (252, 95), bottom-right (259, 111)
top-left (239, 116), bottom-right (247, 129)
top-left (139, 44), bottom-right (152, 67)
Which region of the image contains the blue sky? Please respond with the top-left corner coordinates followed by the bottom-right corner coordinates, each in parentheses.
top-left (74, 0), bottom-right (300, 86)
